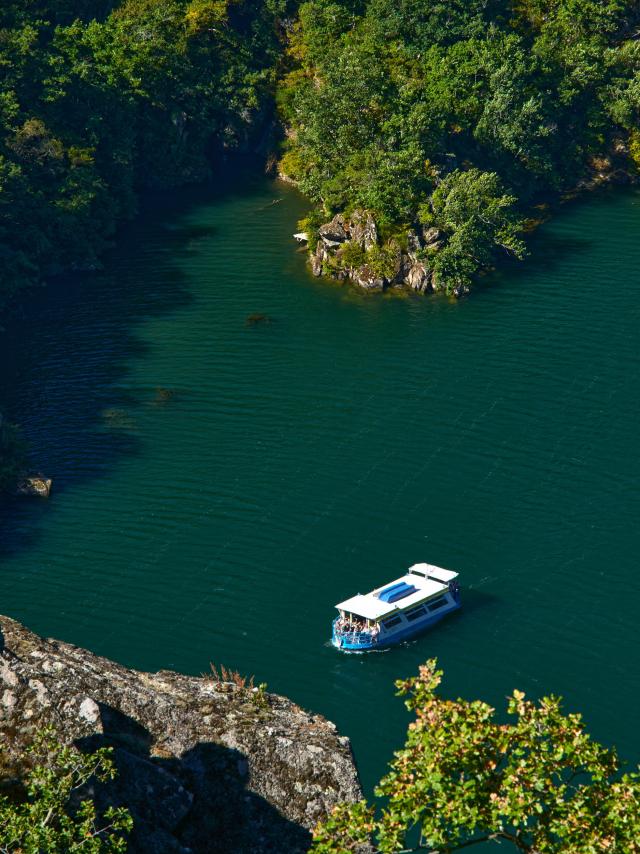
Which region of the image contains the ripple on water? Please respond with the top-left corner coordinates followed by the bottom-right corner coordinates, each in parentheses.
top-left (1, 173), bottom-right (639, 791)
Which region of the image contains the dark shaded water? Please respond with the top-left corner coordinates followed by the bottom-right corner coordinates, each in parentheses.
top-left (1, 163), bottom-right (639, 794)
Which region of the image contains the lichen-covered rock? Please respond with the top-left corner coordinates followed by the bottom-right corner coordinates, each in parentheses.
top-left (310, 255), bottom-right (323, 276)
top-left (349, 210), bottom-right (378, 250)
top-left (0, 617), bottom-right (362, 853)
top-left (353, 265), bottom-right (385, 291)
top-left (406, 229), bottom-right (422, 261)
top-left (422, 226), bottom-right (444, 247)
top-left (304, 210), bottom-right (453, 297)
top-left (318, 215), bottom-right (348, 247)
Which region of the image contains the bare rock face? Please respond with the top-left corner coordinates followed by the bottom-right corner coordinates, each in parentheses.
top-left (306, 210), bottom-right (451, 296)
top-left (406, 229), bottom-right (422, 262)
top-left (422, 227), bottom-right (444, 249)
top-left (349, 211), bottom-right (378, 251)
top-left (0, 617), bottom-right (362, 853)
top-left (318, 215), bottom-right (348, 247)
top-left (353, 265), bottom-right (385, 291)
top-left (406, 263), bottom-right (432, 293)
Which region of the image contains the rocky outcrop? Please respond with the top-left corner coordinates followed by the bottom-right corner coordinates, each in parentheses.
top-left (0, 616), bottom-right (362, 853)
top-left (318, 216), bottom-right (348, 247)
top-left (353, 265), bottom-right (385, 292)
top-left (13, 473), bottom-right (52, 497)
top-left (304, 210), bottom-right (464, 297)
top-left (405, 262), bottom-right (431, 293)
top-left (349, 210), bottom-right (378, 251)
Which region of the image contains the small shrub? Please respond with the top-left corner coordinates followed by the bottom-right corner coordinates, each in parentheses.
top-left (629, 129), bottom-right (640, 168)
top-left (365, 242), bottom-right (399, 280)
top-left (337, 241), bottom-right (365, 269)
top-left (251, 683), bottom-right (270, 710)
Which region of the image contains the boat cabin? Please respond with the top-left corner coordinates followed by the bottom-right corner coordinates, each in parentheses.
top-left (332, 563), bottom-right (460, 651)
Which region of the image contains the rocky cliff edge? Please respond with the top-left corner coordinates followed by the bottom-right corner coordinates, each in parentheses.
top-left (0, 616), bottom-right (362, 853)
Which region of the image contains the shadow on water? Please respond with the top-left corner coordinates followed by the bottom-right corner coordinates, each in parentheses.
top-left (478, 231), bottom-right (594, 298)
top-left (0, 165), bottom-right (605, 562)
top-left (0, 158), bottom-right (269, 560)
top-left (468, 188), bottom-right (620, 298)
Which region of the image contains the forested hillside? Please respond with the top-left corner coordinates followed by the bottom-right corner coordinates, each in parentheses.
top-left (0, 0), bottom-right (289, 312)
top-left (3, 0), bottom-right (640, 307)
top-left (278, 0), bottom-right (640, 292)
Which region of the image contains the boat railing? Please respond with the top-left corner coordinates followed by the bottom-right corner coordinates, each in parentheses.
top-left (333, 619), bottom-right (379, 645)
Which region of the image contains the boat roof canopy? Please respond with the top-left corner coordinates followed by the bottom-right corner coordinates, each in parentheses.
top-left (335, 564), bottom-right (457, 622)
top-left (335, 594), bottom-right (396, 621)
top-left (408, 563), bottom-right (459, 583)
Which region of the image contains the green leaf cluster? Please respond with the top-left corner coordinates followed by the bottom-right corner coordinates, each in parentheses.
top-left (0, 727), bottom-right (132, 852)
top-left (311, 660), bottom-right (640, 853)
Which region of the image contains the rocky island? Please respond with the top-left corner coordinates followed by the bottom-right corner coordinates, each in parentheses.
top-left (0, 616), bottom-right (362, 853)
top-left (302, 209), bottom-right (461, 296)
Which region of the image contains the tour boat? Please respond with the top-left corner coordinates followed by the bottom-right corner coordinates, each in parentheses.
top-left (331, 563), bottom-right (460, 651)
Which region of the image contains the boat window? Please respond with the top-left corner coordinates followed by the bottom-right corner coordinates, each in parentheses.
top-left (405, 605), bottom-right (427, 621)
top-left (427, 597), bottom-right (448, 612)
top-left (382, 615), bottom-right (402, 630)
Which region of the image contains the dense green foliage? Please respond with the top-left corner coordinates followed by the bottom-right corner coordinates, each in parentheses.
top-left (312, 660), bottom-right (640, 853)
top-left (0, 0), bottom-right (289, 312)
top-left (0, 728), bottom-right (132, 852)
top-left (279, 0), bottom-right (640, 290)
top-left (3, 0), bottom-right (640, 303)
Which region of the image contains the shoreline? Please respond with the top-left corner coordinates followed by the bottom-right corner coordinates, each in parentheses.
top-left (284, 158), bottom-right (638, 298)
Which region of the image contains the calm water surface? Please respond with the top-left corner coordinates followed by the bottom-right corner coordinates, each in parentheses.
top-left (1, 164), bottom-right (639, 792)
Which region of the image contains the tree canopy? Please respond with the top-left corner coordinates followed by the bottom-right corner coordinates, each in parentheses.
top-left (311, 660), bottom-right (640, 853)
top-left (278, 0), bottom-right (640, 291)
top-left (0, 0), bottom-right (290, 313)
top-left (3, 0), bottom-right (640, 302)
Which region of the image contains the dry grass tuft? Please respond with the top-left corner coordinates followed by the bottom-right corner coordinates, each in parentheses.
top-left (209, 663), bottom-right (255, 690)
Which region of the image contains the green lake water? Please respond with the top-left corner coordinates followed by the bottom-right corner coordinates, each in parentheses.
top-left (1, 162), bottom-right (640, 793)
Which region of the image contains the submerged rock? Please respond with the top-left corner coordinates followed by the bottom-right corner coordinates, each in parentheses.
top-left (245, 313), bottom-right (273, 326)
top-left (153, 388), bottom-right (177, 406)
top-left (0, 616), bottom-right (362, 853)
top-left (453, 283), bottom-right (470, 298)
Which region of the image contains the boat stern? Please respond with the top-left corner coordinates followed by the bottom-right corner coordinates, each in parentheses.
top-left (332, 617), bottom-right (378, 651)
